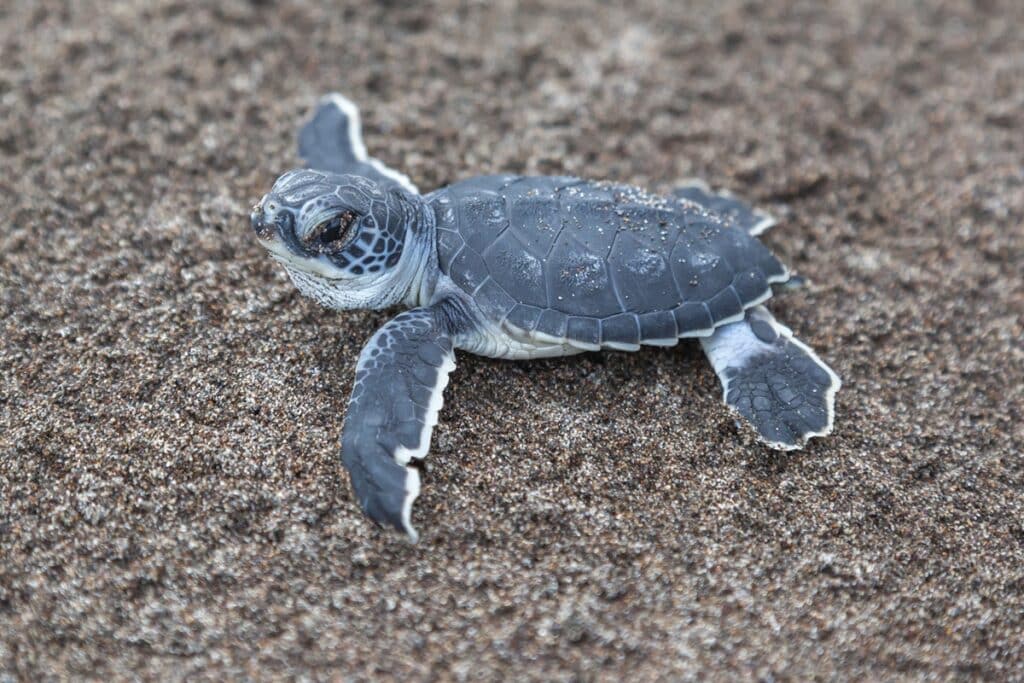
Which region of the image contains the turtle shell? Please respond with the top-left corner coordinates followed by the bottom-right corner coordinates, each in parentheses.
top-left (427, 175), bottom-right (788, 349)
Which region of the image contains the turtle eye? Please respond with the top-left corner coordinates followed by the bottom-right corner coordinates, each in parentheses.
top-left (308, 211), bottom-right (356, 250)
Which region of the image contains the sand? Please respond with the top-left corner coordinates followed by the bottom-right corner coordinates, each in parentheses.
top-left (1, 0), bottom-right (1022, 679)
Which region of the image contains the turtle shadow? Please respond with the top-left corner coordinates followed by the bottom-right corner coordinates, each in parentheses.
top-left (743, 446), bottom-right (801, 477)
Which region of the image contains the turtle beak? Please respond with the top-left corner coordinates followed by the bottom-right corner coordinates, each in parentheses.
top-left (250, 198), bottom-right (275, 241)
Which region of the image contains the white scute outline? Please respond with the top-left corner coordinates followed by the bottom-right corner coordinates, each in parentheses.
top-left (513, 276), bottom-right (785, 352)
top-left (319, 93), bottom-right (420, 195)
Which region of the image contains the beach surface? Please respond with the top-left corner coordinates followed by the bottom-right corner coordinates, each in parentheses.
top-left (2, 0), bottom-right (1022, 679)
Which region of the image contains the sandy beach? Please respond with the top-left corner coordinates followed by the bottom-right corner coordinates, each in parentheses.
top-left (2, 0), bottom-right (1022, 678)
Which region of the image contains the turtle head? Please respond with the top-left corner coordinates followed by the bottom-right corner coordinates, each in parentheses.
top-left (251, 169), bottom-right (429, 310)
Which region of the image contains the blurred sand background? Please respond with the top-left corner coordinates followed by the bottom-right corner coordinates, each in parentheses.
top-left (1, 0), bottom-right (1022, 679)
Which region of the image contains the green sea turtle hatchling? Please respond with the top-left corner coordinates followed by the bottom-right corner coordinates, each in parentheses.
top-left (250, 94), bottom-right (841, 540)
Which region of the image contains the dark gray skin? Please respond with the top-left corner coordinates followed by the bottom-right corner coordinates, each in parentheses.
top-left (250, 94), bottom-right (841, 541)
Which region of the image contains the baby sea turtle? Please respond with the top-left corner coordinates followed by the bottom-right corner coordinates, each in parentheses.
top-left (251, 94), bottom-right (841, 540)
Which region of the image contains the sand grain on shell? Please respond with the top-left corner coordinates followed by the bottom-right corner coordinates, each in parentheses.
top-left (2, 0), bottom-right (1023, 679)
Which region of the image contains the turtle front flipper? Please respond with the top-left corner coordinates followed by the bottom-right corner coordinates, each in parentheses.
top-left (700, 306), bottom-right (841, 450)
top-left (673, 180), bottom-right (776, 236)
top-left (341, 305), bottom-right (457, 541)
top-left (298, 93), bottom-right (419, 194)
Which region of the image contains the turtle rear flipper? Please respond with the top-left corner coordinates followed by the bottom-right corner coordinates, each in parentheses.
top-left (299, 93), bottom-right (419, 194)
top-left (700, 306), bottom-right (840, 450)
top-left (673, 180), bottom-right (776, 236)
